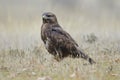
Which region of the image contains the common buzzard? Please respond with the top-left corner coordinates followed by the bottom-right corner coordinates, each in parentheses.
top-left (41, 12), bottom-right (95, 64)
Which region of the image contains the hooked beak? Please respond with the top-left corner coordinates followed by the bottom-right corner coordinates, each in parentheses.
top-left (42, 15), bottom-right (48, 19)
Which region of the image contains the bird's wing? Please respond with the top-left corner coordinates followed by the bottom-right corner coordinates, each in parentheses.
top-left (46, 27), bottom-right (78, 47)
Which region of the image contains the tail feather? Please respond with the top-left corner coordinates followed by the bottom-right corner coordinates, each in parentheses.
top-left (72, 47), bottom-right (95, 64)
top-left (79, 50), bottom-right (96, 64)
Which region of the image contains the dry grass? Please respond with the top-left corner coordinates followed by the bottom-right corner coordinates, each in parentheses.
top-left (0, 4), bottom-right (120, 79)
top-left (0, 35), bottom-right (120, 80)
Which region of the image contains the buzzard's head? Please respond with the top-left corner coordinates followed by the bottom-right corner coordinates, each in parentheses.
top-left (42, 12), bottom-right (58, 24)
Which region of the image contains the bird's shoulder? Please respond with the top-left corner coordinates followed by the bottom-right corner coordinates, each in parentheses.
top-left (46, 25), bottom-right (69, 39)
top-left (46, 24), bottom-right (78, 46)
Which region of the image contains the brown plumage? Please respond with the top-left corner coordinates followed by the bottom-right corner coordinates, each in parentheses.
top-left (41, 12), bottom-right (95, 64)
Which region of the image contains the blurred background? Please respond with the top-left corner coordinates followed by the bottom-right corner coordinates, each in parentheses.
top-left (0, 0), bottom-right (120, 49)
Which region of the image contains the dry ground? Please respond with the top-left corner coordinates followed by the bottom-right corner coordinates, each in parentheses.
top-left (0, 35), bottom-right (120, 80)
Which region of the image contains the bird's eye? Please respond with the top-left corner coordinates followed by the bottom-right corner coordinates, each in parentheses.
top-left (47, 15), bottom-right (51, 17)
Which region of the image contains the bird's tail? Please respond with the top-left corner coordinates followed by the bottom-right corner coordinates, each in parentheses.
top-left (79, 50), bottom-right (96, 64)
top-left (73, 47), bottom-right (96, 64)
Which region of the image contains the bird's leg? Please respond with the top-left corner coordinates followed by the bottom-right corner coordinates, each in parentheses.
top-left (54, 53), bottom-right (61, 61)
top-left (54, 48), bottom-right (63, 61)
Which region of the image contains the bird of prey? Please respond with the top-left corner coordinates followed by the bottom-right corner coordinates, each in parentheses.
top-left (41, 12), bottom-right (95, 64)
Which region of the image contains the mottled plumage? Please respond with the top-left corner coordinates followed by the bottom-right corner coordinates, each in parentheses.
top-left (41, 12), bottom-right (95, 64)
